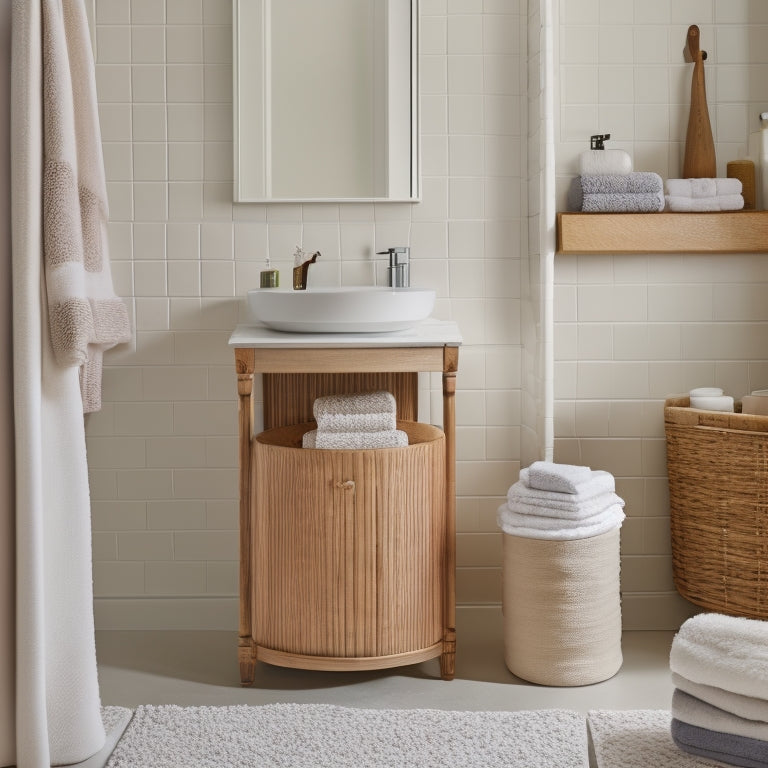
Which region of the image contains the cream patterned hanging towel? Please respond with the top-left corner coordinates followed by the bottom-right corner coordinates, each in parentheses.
top-left (41, 0), bottom-right (131, 412)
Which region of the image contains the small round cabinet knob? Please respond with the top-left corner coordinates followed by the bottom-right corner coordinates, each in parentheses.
top-left (335, 480), bottom-right (355, 490)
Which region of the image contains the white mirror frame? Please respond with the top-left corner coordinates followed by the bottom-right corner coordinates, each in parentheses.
top-left (233, 0), bottom-right (420, 203)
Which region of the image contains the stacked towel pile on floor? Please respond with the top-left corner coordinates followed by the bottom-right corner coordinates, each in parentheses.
top-left (670, 612), bottom-right (768, 767)
top-left (665, 177), bottom-right (744, 211)
top-left (497, 461), bottom-right (625, 539)
top-left (302, 390), bottom-right (407, 449)
top-left (567, 172), bottom-right (665, 213)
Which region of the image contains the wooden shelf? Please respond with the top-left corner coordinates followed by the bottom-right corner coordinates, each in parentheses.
top-left (557, 211), bottom-right (768, 254)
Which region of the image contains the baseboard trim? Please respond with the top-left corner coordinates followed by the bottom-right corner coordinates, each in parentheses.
top-left (95, 597), bottom-right (239, 630)
top-left (95, 594), bottom-right (697, 631)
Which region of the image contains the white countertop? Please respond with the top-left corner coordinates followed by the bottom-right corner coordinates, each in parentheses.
top-left (229, 319), bottom-right (462, 349)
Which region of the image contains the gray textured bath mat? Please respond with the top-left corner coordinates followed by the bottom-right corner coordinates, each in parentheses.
top-left (105, 703), bottom-right (588, 767)
top-left (588, 709), bottom-right (716, 767)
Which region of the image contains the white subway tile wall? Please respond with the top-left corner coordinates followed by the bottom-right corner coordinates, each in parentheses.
top-left (90, 0), bottom-right (526, 623)
top-left (555, 0), bottom-right (768, 628)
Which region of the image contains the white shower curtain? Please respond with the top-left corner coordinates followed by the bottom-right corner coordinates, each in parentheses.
top-left (0, 1), bottom-right (16, 764)
top-left (3, 0), bottom-right (122, 764)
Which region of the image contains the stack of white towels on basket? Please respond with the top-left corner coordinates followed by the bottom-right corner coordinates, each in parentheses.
top-left (665, 177), bottom-right (744, 212)
top-left (669, 612), bottom-right (768, 767)
top-left (497, 461), bottom-right (625, 539)
top-left (302, 390), bottom-right (408, 450)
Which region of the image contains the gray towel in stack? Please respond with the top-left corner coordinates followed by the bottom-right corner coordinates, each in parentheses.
top-left (567, 172), bottom-right (665, 212)
top-left (669, 613), bottom-right (768, 767)
top-left (302, 391), bottom-right (408, 449)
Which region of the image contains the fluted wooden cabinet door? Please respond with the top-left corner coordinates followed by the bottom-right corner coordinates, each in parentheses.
top-left (252, 422), bottom-right (445, 665)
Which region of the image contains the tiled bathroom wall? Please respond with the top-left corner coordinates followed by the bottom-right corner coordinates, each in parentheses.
top-left (554, 0), bottom-right (768, 629)
top-left (89, 0), bottom-right (527, 628)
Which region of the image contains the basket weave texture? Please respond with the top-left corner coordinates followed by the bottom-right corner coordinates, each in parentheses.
top-left (665, 396), bottom-right (768, 619)
top-left (502, 528), bottom-right (622, 686)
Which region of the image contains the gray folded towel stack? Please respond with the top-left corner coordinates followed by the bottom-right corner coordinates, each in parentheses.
top-left (302, 391), bottom-right (408, 450)
top-left (567, 172), bottom-right (665, 213)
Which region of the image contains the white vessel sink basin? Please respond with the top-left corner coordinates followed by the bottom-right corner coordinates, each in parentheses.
top-left (247, 287), bottom-right (436, 333)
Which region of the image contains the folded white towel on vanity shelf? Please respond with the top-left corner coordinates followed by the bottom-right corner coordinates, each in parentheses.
top-left (315, 411), bottom-right (397, 433)
top-left (313, 391), bottom-right (397, 433)
top-left (670, 613), bottom-right (768, 701)
top-left (496, 502), bottom-right (625, 540)
top-left (665, 194), bottom-right (744, 212)
top-left (522, 460), bottom-right (591, 493)
top-left (303, 429), bottom-right (408, 450)
top-left (672, 672), bottom-right (768, 724)
top-left (666, 177), bottom-right (743, 198)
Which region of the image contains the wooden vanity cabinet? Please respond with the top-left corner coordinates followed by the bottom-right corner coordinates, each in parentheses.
top-left (230, 327), bottom-right (460, 684)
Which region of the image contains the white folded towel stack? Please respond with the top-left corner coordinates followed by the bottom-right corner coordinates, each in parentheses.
top-left (669, 613), bottom-right (768, 765)
top-left (665, 178), bottom-right (744, 212)
top-left (523, 460), bottom-right (592, 493)
top-left (303, 391), bottom-right (407, 450)
top-left (670, 613), bottom-right (768, 701)
top-left (497, 461), bottom-right (625, 540)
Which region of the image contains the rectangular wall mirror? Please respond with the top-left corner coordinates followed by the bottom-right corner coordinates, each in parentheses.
top-left (233, 0), bottom-right (419, 203)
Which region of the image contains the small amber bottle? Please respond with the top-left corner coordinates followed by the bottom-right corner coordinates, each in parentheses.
top-left (727, 159), bottom-right (756, 210)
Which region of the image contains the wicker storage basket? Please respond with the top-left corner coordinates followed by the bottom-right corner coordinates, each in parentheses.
top-left (665, 396), bottom-right (768, 619)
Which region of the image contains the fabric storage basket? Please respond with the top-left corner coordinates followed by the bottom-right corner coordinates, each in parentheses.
top-left (502, 527), bottom-right (622, 686)
top-left (664, 396), bottom-right (768, 619)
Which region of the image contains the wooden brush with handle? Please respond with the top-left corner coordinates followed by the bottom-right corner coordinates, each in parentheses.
top-left (683, 25), bottom-right (716, 178)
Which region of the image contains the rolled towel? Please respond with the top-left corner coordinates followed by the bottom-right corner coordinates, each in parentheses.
top-left (669, 613), bottom-right (768, 701)
top-left (516, 468), bottom-right (616, 503)
top-left (506, 489), bottom-right (625, 520)
top-left (313, 391), bottom-right (397, 433)
top-left (665, 194), bottom-right (744, 212)
top-left (666, 177), bottom-right (743, 198)
top-left (522, 460), bottom-right (592, 493)
top-left (671, 719), bottom-right (768, 768)
top-left (672, 673), bottom-right (768, 724)
top-left (672, 689), bottom-right (768, 741)
top-left (314, 430), bottom-right (408, 450)
top-left (496, 501), bottom-right (625, 540)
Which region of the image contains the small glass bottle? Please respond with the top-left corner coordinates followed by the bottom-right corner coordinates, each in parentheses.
top-left (259, 257), bottom-right (279, 288)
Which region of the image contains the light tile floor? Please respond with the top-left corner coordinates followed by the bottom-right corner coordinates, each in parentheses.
top-left (96, 606), bottom-right (677, 714)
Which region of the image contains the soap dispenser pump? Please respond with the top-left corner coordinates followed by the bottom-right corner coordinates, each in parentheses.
top-left (259, 256), bottom-right (279, 288)
top-left (578, 133), bottom-right (632, 176)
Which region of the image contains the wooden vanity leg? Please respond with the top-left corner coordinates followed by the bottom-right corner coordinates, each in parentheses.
top-left (236, 349), bottom-right (256, 686)
top-left (440, 346), bottom-right (459, 680)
